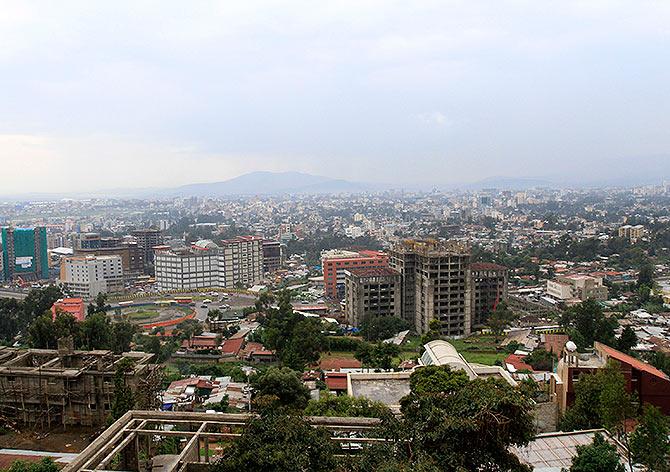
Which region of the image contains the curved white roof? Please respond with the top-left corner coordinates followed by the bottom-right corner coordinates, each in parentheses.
top-left (421, 340), bottom-right (478, 380)
top-left (193, 239), bottom-right (219, 250)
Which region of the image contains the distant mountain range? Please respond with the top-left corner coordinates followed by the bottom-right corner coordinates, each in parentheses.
top-left (159, 171), bottom-right (375, 197)
top-left (1, 166), bottom-right (668, 201)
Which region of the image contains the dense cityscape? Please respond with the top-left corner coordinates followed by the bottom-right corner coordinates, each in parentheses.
top-left (3, 1), bottom-right (670, 471)
top-left (0, 182), bottom-right (669, 470)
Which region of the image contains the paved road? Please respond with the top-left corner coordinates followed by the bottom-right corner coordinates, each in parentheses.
top-left (0, 289), bottom-right (28, 300)
top-left (0, 448), bottom-right (79, 463)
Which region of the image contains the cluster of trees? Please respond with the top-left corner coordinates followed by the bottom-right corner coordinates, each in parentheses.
top-left (1, 459), bottom-right (59, 472)
top-left (29, 310), bottom-right (135, 353)
top-left (0, 286), bottom-right (63, 344)
top-left (256, 291), bottom-right (326, 371)
top-left (358, 316), bottom-right (409, 342)
top-left (213, 365), bottom-right (536, 472)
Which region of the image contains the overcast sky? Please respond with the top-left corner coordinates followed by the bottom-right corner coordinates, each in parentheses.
top-left (1, 1), bottom-right (669, 194)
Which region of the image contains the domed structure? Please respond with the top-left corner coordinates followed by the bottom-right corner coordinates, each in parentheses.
top-left (565, 341), bottom-right (577, 352)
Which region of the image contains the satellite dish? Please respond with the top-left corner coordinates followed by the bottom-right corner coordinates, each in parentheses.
top-left (565, 341), bottom-right (577, 352)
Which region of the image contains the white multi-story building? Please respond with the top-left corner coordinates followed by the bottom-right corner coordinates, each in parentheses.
top-left (59, 255), bottom-right (124, 299)
top-left (154, 236), bottom-right (263, 291)
top-left (154, 241), bottom-right (219, 291)
top-left (219, 236), bottom-right (263, 288)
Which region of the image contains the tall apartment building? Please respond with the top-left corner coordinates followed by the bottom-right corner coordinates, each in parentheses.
top-left (131, 228), bottom-right (163, 265)
top-left (60, 255), bottom-right (124, 299)
top-left (547, 274), bottom-right (608, 302)
top-left (154, 241), bottom-right (219, 291)
top-left (344, 267), bottom-right (402, 327)
top-left (470, 263), bottom-right (508, 328)
top-left (219, 236), bottom-right (263, 287)
top-left (390, 239), bottom-right (472, 337)
top-left (154, 236), bottom-right (263, 291)
top-left (322, 249), bottom-right (389, 299)
top-left (1, 226), bottom-right (49, 281)
top-left (262, 239), bottom-right (283, 273)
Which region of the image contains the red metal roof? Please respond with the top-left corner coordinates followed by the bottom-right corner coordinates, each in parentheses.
top-left (221, 337), bottom-right (245, 355)
top-left (596, 342), bottom-right (670, 380)
top-left (325, 372), bottom-right (348, 391)
top-left (319, 357), bottom-right (362, 371)
top-left (504, 354), bottom-right (534, 372)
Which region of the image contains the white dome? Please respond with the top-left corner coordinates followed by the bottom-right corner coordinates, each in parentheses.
top-left (565, 341), bottom-right (577, 352)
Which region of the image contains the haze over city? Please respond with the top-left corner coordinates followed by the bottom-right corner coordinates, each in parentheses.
top-left (2, 1), bottom-right (670, 195)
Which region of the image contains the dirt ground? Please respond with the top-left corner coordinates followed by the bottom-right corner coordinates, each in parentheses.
top-left (0, 425), bottom-right (101, 453)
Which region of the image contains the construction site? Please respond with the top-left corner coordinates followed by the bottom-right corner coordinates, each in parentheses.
top-left (0, 340), bottom-right (159, 428)
top-left (64, 410), bottom-right (381, 472)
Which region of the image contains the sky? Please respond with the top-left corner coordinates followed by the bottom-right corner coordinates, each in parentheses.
top-left (1, 1), bottom-right (670, 194)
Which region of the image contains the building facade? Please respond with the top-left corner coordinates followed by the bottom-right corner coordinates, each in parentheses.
top-left (322, 249), bottom-right (389, 299)
top-left (390, 239), bottom-right (472, 337)
top-left (75, 234), bottom-right (146, 281)
top-left (470, 262), bottom-right (509, 328)
top-left (154, 242), bottom-right (220, 291)
top-left (344, 267), bottom-right (402, 327)
top-left (0, 344), bottom-right (156, 427)
top-left (547, 274), bottom-right (608, 302)
top-left (219, 236), bottom-right (263, 287)
top-left (262, 239), bottom-right (283, 273)
top-left (554, 341), bottom-right (670, 416)
top-left (60, 255), bottom-right (124, 299)
top-left (1, 226), bottom-right (49, 281)
top-left (131, 228), bottom-right (163, 267)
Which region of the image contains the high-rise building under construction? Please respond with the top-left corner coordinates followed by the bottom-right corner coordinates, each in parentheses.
top-left (390, 239), bottom-right (472, 337)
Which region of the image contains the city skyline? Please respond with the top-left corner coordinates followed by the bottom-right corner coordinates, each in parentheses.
top-left (2, 1), bottom-right (670, 194)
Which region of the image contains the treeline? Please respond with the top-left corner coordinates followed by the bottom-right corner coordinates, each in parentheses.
top-left (0, 285), bottom-right (64, 344)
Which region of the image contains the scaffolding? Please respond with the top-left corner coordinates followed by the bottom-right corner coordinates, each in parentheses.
top-left (0, 343), bottom-right (156, 428)
top-left (64, 410), bottom-right (383, 472)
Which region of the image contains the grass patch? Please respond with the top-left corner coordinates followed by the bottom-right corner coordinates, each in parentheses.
top-left (126, 310), bottom-right (160, 320)
top-left (448, 335), bottom-right (506, 366)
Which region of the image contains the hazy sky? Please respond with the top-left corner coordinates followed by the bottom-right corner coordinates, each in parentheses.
top-left (1, 1), bottom-right (670, 194)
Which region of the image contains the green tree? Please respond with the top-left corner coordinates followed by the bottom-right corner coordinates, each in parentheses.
top-left (524, 349), bottom-right (556, 371)
top-left (408, 365), bottom-right (469, 395)
top-left (560, 300), bottom-right (617, 350)
top-left (80, 312), bottom-right (112, 350)
top-left (211, 412), bottom-right (338, 472)
top-left (111, 357), bottom-right (135, 420)
top-left (87, 292), bottom-right (110, 315)
top-left (355, 342), bottom-right (400, 370)
top-left (629, 404), bottom-right (670, 472)
top-left (111, 321), bottom-right (136, 353)
top-left (27, 314), bottom-right (58, 349)
top-left (420, 319), bottom-right (443, 345)
top-left (487, 301), bottom-right (518, 337)
top-left (637, 262), bottom-right (655, 288)
top-left (2, 458), bottom-right (59, 472)
top-left (559, 362), bottom-right (635, 433)
top-left (250, 367), bottom-right (310, 412)
top-left (616, 326), bottom-right (638, 354)
top-left (305, 392), bottom-right (393, 419)
top-left (379, 366), bottom-right (535, 471)
top-left (359, 316), bottom-right (409, 342)
top-left (568, 433), bottom-right (625, 472)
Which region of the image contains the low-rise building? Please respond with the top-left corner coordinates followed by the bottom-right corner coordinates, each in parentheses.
top-left (547, 274), bottom-right (608, 302)
top-left (51, 298), bottom-right (86, 322)
top-left (553, 341), bottom-right (670, 416)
